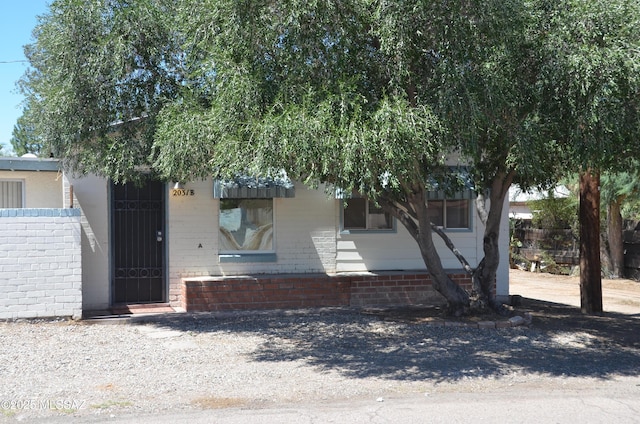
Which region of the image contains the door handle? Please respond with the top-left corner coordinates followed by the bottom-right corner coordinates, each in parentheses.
top-left (156, 231), bottom-right (163, 242)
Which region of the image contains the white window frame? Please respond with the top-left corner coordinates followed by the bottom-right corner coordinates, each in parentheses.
top-left (0, 179), bottom-right (25, 208)
top-left (427, 198), bottom-right (472, 230)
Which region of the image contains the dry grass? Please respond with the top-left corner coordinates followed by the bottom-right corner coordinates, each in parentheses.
top-left (192, 397), bottom-right (248, 409)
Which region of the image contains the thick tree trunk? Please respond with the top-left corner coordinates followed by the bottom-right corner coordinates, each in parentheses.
top-left (579, 170), bottom-right (603, 314)
top-left (474, 171), bottom-right (514, 313)
top-left (607, 198), bottom-right (625, 278)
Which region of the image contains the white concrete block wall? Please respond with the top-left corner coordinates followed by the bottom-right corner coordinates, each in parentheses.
top-left (167, 179), bottom-right (219, 304)
top-left (337, 213), bottom-right (480, 272)
top-left (0, 209), bottom-right (82, 320)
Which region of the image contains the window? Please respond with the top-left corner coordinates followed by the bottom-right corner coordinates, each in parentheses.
top-left (0, 180), bottom-right (24, 208)
top-left (342, 197), bottom-right (393, 231)
top-left (427, 199), bottom-right (471, 229)
top-left (219, 199), bottom-right (273, 251)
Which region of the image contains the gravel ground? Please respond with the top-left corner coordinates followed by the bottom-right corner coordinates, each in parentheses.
top-left (1, 305), bottom-right (639, 421)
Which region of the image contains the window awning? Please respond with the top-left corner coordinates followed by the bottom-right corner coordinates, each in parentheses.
top-left (426, 189), bottom-right (475, 200)
top-left (213, 175), bottom-right (295, 199)
top-left (335, 167), bottom-right (476, 200)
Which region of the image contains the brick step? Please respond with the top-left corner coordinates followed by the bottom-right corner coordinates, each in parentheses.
top-left (110, 303), bottom-right (175, 315)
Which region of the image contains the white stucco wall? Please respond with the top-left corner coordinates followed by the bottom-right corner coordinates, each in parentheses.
top-left (65, 175), bottom-right (110, 311)
top-left (0, 170), bottom-right (63, 208)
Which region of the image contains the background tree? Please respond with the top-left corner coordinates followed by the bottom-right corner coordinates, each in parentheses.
top-left (600, 169), bottom-right (640, 278)
top-left (537, 0), bottom-right (640, 313)
top-left (10, 106), bottom-right (44, 157)
top-left (528, 190), bottom-right (578, 232)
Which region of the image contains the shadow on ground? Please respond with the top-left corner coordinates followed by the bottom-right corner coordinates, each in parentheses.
top-left (139, 299), bottom-right (640, 383)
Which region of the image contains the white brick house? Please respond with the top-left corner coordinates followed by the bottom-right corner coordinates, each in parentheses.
top-left (1, 156), bottom-right (510, 317)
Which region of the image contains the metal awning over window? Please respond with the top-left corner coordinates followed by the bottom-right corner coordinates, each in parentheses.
top-left (335, 167), bottom-right (476, 200)
top-left (213, 175), bottom-right (295, 199)
top-left (426, 188), bottom-right (475, 200)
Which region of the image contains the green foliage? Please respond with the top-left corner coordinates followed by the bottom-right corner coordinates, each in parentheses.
top-left (20, 0), bottom-right (185, 182)
top-left (10, 107), bottom-right (45, 157)
top-left (18, 0), bottom-right (640, 310)
top-left (601, 169), bottom-right (640, 212)
top-left (537, 0), bottom-right (640, 172)
top-left (528, 196), bottom-right (578, 230)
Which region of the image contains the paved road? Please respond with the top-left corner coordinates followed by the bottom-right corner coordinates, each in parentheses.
top-left (26, 386), bottom-right (640, 424)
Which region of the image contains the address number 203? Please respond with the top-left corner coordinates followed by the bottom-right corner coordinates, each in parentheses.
top-left (172, 189), bottom-right (195, 197)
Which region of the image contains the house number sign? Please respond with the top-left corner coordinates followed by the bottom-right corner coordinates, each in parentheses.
top-left (172, 189), bottom-right (195, 197)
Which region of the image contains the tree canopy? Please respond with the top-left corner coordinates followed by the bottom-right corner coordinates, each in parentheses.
top-left (20, 0), bottom-right (640, 314)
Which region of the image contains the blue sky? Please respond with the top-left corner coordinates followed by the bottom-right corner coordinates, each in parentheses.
top-left (0, 1), bottom-right (50, 155)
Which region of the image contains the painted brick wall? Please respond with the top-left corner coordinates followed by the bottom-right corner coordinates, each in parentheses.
top-left (168, 180), bottom-right (337, 308)
top-left (0, 209), bottom-right (82, 320)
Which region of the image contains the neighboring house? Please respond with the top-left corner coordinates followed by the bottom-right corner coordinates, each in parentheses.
top-left (0, 156), bottom-right (81, 320)
top-left (508, 184), bottom-right (571, 221)
top-left (1, 156), bottom-right (510, 318)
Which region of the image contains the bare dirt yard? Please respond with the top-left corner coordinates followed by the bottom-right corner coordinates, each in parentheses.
top-left (508, 269), bottom-right (640, 346)
top-left (509, 268), bottom-right (640, 315)
top-left (381, 269), bottom-right (640, 346)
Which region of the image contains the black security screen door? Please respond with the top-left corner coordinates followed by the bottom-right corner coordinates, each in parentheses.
top-left (112, 179), bottom-right (166, 304)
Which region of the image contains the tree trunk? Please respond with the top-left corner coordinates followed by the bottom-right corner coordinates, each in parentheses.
top-left (579, 170), bottom-right (603, 314)
top-left (380, 191), bottom-right (470, 316)
top-left (474, 171), bottom-right (514, 313)
top-left (607, 197), bottom-right (625, 278)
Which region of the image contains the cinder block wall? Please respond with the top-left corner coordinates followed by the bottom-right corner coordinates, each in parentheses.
top-left (0, 209), bottom-right (82, 320)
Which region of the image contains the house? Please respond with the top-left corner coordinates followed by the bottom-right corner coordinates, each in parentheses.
top-left (1, 156), bottom-right (510, 318)
top-left (508, 184), bottom-right (571, 222)
top-left (0, 156), bottom-right (81, 320)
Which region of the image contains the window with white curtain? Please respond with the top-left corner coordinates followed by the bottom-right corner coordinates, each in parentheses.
top-left (0, 180), bottom-right (24, 208)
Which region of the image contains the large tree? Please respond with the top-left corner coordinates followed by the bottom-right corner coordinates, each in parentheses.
top-left (23, 0), bottom-right (636, 315)
top-left (537, 0), bottom-right (640, 313)
top-left (150, 0), bottom-right (563, 315)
